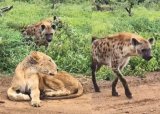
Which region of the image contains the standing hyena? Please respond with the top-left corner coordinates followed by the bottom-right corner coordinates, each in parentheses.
top-left (91, 32), bottom-right (154, 98)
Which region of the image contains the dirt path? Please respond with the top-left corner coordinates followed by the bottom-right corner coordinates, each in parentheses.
top-left (1, 72), bottom-right (160, 114)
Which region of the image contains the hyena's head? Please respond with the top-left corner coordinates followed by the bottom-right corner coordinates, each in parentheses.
top-left (41, 24), bottom-right (56, 42)
top-left (131, 37), bottom-right (155, 61)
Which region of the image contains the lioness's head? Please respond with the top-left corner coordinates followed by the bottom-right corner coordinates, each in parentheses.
top-left (29, 51), bottom-right (57, 75)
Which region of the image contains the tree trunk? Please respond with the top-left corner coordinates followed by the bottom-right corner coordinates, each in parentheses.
top-left (125, 2), bottom-right (134, 16)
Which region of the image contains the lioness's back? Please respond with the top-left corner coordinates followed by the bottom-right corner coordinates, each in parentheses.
top-left (54, 71), bottom-right (79, 86)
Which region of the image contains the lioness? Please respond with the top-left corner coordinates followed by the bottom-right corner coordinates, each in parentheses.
top-left (7, 51), bottom-right (83, 107)
top-left (8, 71), bottom-right (83, 107)
top-left (38, 71), bottom-right (83, 100)
top-left (7, 51), bottom-right (57, 106)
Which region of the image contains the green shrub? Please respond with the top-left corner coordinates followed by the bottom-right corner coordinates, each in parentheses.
top-left (0, 0), bottom-right (160, 80)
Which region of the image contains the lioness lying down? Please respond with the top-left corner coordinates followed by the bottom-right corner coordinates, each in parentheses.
top-left (38, 71), bottom-right (83, 100)
top-left (7, 51), bottom-right (83, 107)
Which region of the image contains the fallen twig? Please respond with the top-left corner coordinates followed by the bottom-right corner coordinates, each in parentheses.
top-left (0, 5), bottom-right (13, 16)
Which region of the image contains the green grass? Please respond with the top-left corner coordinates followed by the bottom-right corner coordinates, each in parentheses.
top-left (0, 0), bottom-right (160, 80)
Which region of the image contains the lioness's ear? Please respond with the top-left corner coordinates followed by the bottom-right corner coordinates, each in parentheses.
top-left (41, 24), bottom-right (45, 31)
top-left (131, 38), bottom-right (140, 47)
top-left (148, 38), bottom-right (154, 45)
top-left (30, 51), bottom-right (40, 63)
top-left (30, 57), bottom-right (38, 64)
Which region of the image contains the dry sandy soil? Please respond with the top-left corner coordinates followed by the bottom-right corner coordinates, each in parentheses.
top-left (1, 72), bottom-right (160, 114)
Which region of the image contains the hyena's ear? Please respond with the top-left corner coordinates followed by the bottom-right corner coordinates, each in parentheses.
top-left (53, 16), bottom-right (57, 20)
top-left (52, 24), bottom-right (56, 30)
top-left (30, 51), bottom-right (40, 64)
top-left (148, 38), bottom-right (155, 45)
top-left (41, 24), bottom-right (46, 31)
top-left (131, 38), bottom-right (140, 47)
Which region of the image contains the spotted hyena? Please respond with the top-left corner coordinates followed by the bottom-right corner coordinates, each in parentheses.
top-left (22, 16), bottom-right (62, 48)
top-left (91, 32), bottom-right (154, 98)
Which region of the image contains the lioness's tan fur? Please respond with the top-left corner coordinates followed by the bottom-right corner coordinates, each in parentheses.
top-left (7, 51), bottom-right (83, 107)
top-left (7, 51), bottom-right (57, 107)
top-left (38, 71), bottom-right (83, 100)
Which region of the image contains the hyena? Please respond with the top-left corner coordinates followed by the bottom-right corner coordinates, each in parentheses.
top-left (22, 16), bottom-right (62, 48)
top-left (91, 32), bottom-right (154, 98)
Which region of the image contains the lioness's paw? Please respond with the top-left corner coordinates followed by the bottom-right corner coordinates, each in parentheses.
top-left (22, 94), bottom-right (30, 100)
top-left (31, 100), bottom-right (41, 107)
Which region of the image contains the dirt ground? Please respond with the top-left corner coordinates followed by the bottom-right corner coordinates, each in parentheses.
top-left (1, 72), bottom-right (160, 114)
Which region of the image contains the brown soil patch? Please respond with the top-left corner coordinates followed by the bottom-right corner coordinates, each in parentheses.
top-left (1, 72), bottom-right (160, 114)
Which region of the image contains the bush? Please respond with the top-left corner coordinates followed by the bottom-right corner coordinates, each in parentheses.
top-left (0, 0), bottom-right (160, 80)
top-left (47, 23), bottom-right (91, 74)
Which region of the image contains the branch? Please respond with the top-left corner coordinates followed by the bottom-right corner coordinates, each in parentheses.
top-left (1, 5), bottom-right (13, 13)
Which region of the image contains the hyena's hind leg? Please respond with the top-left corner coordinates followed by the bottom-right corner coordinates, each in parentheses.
top-left (91, 59), bottom-right (102, 92)
top-left (7, 87), bottom-right (30, 101)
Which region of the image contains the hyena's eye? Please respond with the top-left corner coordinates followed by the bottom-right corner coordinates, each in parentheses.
top-left (141, 48), bottom-right (150, 53)
top-left (45, 33), bottom-right (53, 36)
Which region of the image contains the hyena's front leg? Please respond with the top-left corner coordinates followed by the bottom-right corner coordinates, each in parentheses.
top-left (7, 87), bottom-right (30, 101)
top-left (112, 77), bottom-right (119, 96)
top-left (113, 69), bottom-right (132, 98)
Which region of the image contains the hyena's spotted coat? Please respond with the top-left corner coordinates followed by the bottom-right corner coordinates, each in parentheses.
top-left (91, 32), bottom-right (154, 98)
top-left (22, 16), bottom-right (62, 48)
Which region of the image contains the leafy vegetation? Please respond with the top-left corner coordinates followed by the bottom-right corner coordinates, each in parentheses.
top-left (0, 0), bottom-right (160, 80)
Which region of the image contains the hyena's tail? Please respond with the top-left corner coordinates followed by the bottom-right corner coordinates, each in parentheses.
top-left (92, 36), bottom-right (98, 42)
top-left (45, 82), bottom-right (83, 100)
